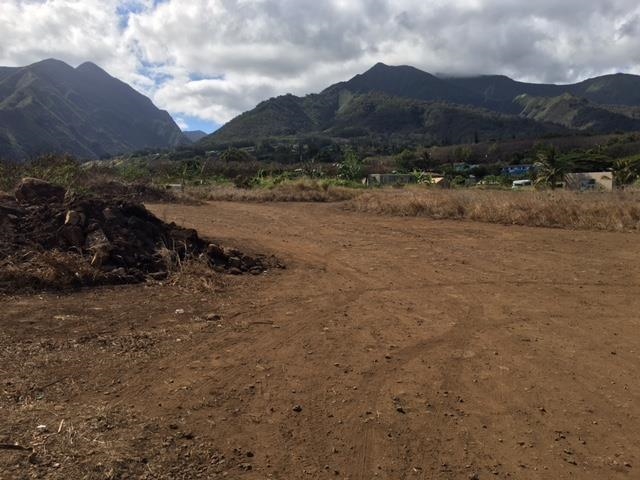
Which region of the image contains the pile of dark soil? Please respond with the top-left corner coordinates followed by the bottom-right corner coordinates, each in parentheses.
top-left (0, 178), bottom-right (279, 292)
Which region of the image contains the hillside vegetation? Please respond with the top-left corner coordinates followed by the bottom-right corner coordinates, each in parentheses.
top-left (200, 63), bottom-right (640, 149)
top-left (515, 94), bottom-right (640, 132)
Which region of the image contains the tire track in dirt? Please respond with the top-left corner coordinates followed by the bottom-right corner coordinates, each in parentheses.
top-left (347, 294), bottom-right (478, 478)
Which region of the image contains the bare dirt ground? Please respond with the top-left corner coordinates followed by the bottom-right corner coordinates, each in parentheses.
top-left (1, 201), bottom-right (639, 479)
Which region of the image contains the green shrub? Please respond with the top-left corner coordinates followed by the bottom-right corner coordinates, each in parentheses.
top-left (338, 149), bottom-right (363, 181)
top-left (24, 155), bottom-right (85, 188)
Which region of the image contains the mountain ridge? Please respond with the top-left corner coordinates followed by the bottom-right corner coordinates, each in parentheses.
top-left (183, 130), bottom-right (208, 142)
top-left (0, 58), bottom-right (186, 161)
top-left (199, 63), bottom-right (640, 147)
top-left (200, 63), bottom-right (640, 147)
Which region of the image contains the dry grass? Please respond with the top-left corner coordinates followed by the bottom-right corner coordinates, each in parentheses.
top-left (155, 245), bottom-right (226, 292)
top-left (184, 180), bottom-right (360, 203)
top-left (346, 188), bottom-right (640, 232)
top-left (0, 251), bottom-right (102, 292)
top-left (0, 248), bottom-right (225, 294)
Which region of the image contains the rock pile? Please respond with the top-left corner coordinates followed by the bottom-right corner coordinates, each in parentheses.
top-left (0, 178), bottom-right (277, 291)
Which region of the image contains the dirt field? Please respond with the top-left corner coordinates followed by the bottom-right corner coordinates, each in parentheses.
top-left (1, 201), bottom-right (639, 479)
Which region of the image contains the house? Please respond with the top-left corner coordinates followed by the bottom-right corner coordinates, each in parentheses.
top-left (501, 165), bottom-right (533, 177)
top-left (564, 172), bottom-right (613, 191)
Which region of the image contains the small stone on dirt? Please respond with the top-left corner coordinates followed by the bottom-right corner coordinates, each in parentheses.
top-left (228, 256), bottom-right (242, 269)
top-left (65, 210), bottom-right (85, 226)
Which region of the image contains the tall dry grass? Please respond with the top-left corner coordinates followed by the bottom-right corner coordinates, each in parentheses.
top-left (185, 180), bottom-right (360, 203)
top-left (346, 188), bottom-right (640, 232)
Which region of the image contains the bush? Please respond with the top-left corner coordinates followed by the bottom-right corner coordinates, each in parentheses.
top-left (338, 149), bottom-right (363, 181)
top-left (24, 155), bottom-right (85, 188)
top-left (0, 159), bottom-right (21, 191)
top-left (116, 160), bottom-right (152, 182)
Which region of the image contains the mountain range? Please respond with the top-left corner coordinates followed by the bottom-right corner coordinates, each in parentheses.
top-left (200, 63), bottom-right (640, 147)
top-left (3, 59), bottom-right (640, 161)
top-left (0, 59), bottom-right (186, 161)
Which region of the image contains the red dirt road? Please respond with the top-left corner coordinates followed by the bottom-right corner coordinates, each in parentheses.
top-left (2, 201), bottom-right (639, 479)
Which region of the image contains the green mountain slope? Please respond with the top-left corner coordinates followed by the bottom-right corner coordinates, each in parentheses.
top-left (326, 92), bottom-right (565, 143)
top-left (0, 59), bottom-right (186, 161)
top-left (572, 73), bottom-right (640, 106)
top-left (515, 93), bottom-right (640, 133)
top-left (202, 63), bottom-right (601, 147)
top-left (447, 72), bottom-right (640, 112)
top-left (210, 94), bottom-right (317, 142)
top-left (202, 64), bottom-right (640, 149)
top-left (326, 63), bottom-right (480, 105)
top-left (446, 75), bottom-right (564, 112)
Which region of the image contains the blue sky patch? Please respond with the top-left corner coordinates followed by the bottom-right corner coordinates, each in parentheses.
top-left (176, 114), bottom-right (220, 134)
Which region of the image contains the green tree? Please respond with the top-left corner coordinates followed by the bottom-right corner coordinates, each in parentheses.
top-left (453, 146), bottom-right (473, 163)
top-left (613, 157), bottom-right (640, 188)
top-left (338, 148), bottom-right (363, 181)
top-left (220, 147), bottom-right (254, 163)
top-left (534, 148), bottom-right (571, 189)
top-left (179, 158), bottom-right (205, 184)
top-left (395, 148), bottom-right (432, 172)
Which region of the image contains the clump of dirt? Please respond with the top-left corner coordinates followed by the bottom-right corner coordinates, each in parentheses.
top-left (0, 178), bottom-right (279, 292)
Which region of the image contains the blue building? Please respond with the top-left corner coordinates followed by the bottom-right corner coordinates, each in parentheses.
top-left (502, 165), bottom-right (533, 177)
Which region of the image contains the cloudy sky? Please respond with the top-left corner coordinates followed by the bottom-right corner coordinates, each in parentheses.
top-left (2, 0), bottom-right (640, 132)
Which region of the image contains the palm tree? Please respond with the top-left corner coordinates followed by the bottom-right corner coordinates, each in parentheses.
top-left (534, 148), bottom-right (570, 189)
top-left (612, 158), bottom-right (639, 188)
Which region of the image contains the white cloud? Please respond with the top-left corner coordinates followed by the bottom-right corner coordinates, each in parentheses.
top-left (2, 0), bottom-right (640, 125)
top-left (174, 116), bottom-right (189, 130)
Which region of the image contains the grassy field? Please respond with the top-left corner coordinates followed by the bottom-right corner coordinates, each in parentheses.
top-left (181, 179), bottom-right (640, 232)
top-left (345, 188), bottom-right (640, 232)
top-left (184, 179), bottom-right (361, 203)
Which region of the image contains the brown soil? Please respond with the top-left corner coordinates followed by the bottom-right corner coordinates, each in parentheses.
top-left (1, 201), bottom-right (639, 479)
